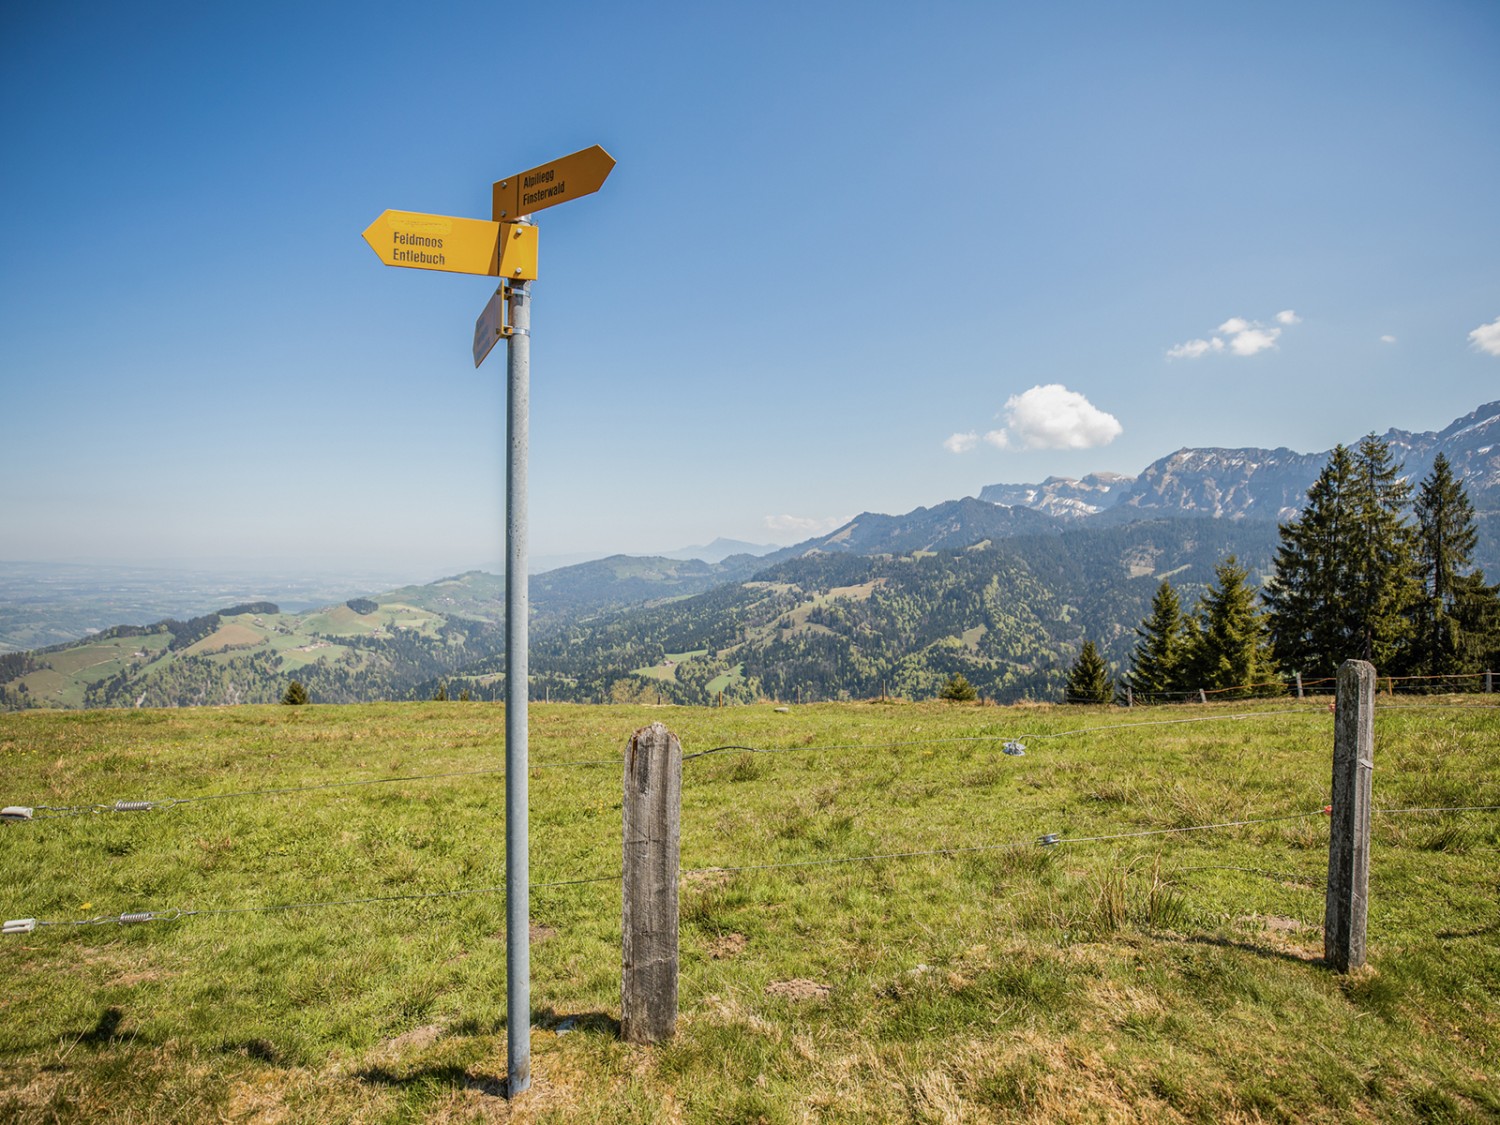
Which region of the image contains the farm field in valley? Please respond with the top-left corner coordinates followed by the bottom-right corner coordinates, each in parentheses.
top-left (0, 698), bottom-right (1496, 1122)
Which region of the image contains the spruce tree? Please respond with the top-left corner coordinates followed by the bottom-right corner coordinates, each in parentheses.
top-left (1065, 640), bottom-right (1113, 704)
top-left (1265, 444), bottom-right (1355, 679)
top-left (1185, 556), bottom-right (1278, 698)
top-left (1266, 437), bottom-right (1418, 678)
top-left (281, 680), bottom-right (308, 705)
top-left (938, 672), bottom-right (978, 701)
top-left (1126, 580), bottom-right (1187, 702)
top-left (1410, 454), bottom-right (1500, 681)
top-left (1347, 434), bottom-right (1419, 666)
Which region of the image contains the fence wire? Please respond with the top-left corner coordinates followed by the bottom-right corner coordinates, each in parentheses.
top-left (12, 801), bottom-right (1496, 935)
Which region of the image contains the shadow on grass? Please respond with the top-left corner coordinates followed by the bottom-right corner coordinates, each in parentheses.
top-left (353, 1009), bottom-right (620, 1099)
top-left (356, 1063), bottom-right (509, 1098)
top-left (79, 1006), bottom-right (126, 1047)
top-left (13, 1006), bottom-right (149, 1065)
top-left (1436, 921), bottom-right (1498, 940)
top-left (1164, 932), bottom-right (1328, 967)
top-left (533, 1007), bottom-right (620, 1037)
top-left (219, 1037), bottom-right (283, 1062)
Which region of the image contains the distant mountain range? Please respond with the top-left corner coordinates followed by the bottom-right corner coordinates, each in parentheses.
top-left (657, 538), bottom-right (780, 563)
top-left (978, 400), bottom-right (1500, 523)
top-left (5, 399), bottom-right (1498, 709)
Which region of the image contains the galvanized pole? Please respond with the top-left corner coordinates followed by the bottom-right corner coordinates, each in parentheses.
top-left (504, 267), bottom-right (532, 1096)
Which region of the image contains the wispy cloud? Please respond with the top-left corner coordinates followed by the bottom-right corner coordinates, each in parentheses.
top-left (1168, 310), bottom-right (1298, 360)
top-left (1166, 337), bottom-right (1224, 360)
top-left (981, 384), bottom-right (1122, 451)
top-left (943, 431), bottom-right (978, 454)
top-left (1380, 334), bottom-right (1397, 345)
top-left (1469, 316), bottom-right (1500, 357)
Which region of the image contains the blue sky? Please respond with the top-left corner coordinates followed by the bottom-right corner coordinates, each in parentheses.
top-left (2, 1), bottom-right (1497, 580)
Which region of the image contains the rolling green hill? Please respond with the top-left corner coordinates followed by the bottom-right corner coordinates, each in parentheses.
top-left (1, 520), bottom-right (1289, 711)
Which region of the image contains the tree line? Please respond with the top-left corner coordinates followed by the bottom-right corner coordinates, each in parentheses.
top-left (1066, 440), bottom-right (1500, 702)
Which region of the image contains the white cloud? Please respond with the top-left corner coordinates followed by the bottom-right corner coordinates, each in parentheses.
top-left (1469, 316), bottom-right (1500, 357)
top-left (944, 431), bottom-right (979, 454)
top-left (983, 384), bottom-right (1122, 451)
top-left (1380, 334), bottom-right (1397, 345)
top-left (1166, 337), bottom-right (1224, 360)
top-left (763, 513), bottom-right (846, 537)
top-left (1227, 326), bottom-right (1281, 356)
top-left (1169, 311), bottom-right (1291, 359)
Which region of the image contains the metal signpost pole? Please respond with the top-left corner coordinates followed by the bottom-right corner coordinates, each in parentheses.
top-left (364, 145), bottom-right (613, 1101)
top-left (504, 264), bottom-right (532, 1096)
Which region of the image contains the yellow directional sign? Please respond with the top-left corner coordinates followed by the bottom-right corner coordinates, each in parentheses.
top-left (362, 210), bottom-right (539, 279)
top-left (492, 145), bottom-right (616, 221)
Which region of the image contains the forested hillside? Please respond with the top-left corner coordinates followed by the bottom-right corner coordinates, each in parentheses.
top-left (2, 520), bottom-right (1283, 710)
top-left (437, 519), bottom-right (1284, 705)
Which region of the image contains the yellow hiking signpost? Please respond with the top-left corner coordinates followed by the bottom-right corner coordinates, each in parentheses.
top-left (361, 144), bottom-right (614, 1100)
top-left (361, 211), bottom-right (538, 279)
top-left (491, 144), bottom-right (616, 221)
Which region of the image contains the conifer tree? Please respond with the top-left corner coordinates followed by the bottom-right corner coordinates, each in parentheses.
top-left (1126, 580), bottom-right (1187, 702)
top-left (1184, 556), bottom-right (1278, 698)
top-left (1410, 454), bottom-right (1500, 681)
top-left (281, 680), bottom-right (308, 705)
top-left (1266, 438), bottom-right (1417, 677)
top-left (1064, 640), bottom-right (1113, 704)
top-left (938, 672), bottom-right (978, 701)
top-left (1347, 434), bottom-right (1419, 666)
top-left (1265, 444), bottom-right (1354, 678)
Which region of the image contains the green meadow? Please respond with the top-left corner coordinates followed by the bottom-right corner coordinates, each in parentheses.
top-left (0, 698), bottom-right (1496, 1123)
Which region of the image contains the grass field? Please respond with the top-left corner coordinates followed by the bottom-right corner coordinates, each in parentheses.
top-left (1, 698), bottom-right (1497, 1123)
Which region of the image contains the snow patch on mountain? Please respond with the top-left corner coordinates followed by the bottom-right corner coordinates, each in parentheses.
top-left (978, 400), bottom-right (1500, 522)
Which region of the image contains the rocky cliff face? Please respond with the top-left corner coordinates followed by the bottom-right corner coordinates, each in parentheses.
top-left (979, 400), bottom-right (1500, 522)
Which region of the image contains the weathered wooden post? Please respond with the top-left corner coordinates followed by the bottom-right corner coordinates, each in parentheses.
top-left (1325, 659), bottom-right (1375, 972)
top-left (622, 721), bottom-right (681, 1043)
top-left (1125, 685), bottom-right (1133, 708)
top-left (1295, 671), bottom-right (1303, 699)
top-left (1486, 670), bottom-right (1493, 694)
top-left (1198, 688), bottom-right (1207, 705)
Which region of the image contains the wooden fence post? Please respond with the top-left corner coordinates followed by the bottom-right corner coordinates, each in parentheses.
top-left (1125, 686), bottom-right (1133, 708)
top-left (1325, 659), bottom-right (1375, 972)
top-left (1487, 670), bottom-right (1493, 694)
top-left (622, 721), bottom-right (681, 1043)
top-left (1198, 688), bottom-right (1207, 705)
top-left (1295, 672), bottom-right (1303, 699)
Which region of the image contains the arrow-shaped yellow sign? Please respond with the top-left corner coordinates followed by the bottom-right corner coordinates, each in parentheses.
top-left (362, 210), bottom-right (538, 279)
top-left (493, 145), bottom-right (616, 221)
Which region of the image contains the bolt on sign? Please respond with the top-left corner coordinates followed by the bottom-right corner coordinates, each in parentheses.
top-left (362, 211), bottom-right (539, 279)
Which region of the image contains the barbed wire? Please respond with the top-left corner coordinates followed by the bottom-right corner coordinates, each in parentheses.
top-left (4, 802), bottom-right (1376, 934)
top-left (6, 754), bottom-right (627, 820)
top-left (683, 707), bottom-right (1323, 763)
top-left (5, 872), bottom-right (622, 934)
top-left (6, 708), bottom-right (1335, 822)
top-left (10, 799), bottom-right (1497, 935)
top-left (1374, 804), bottom-right (1500, 816)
